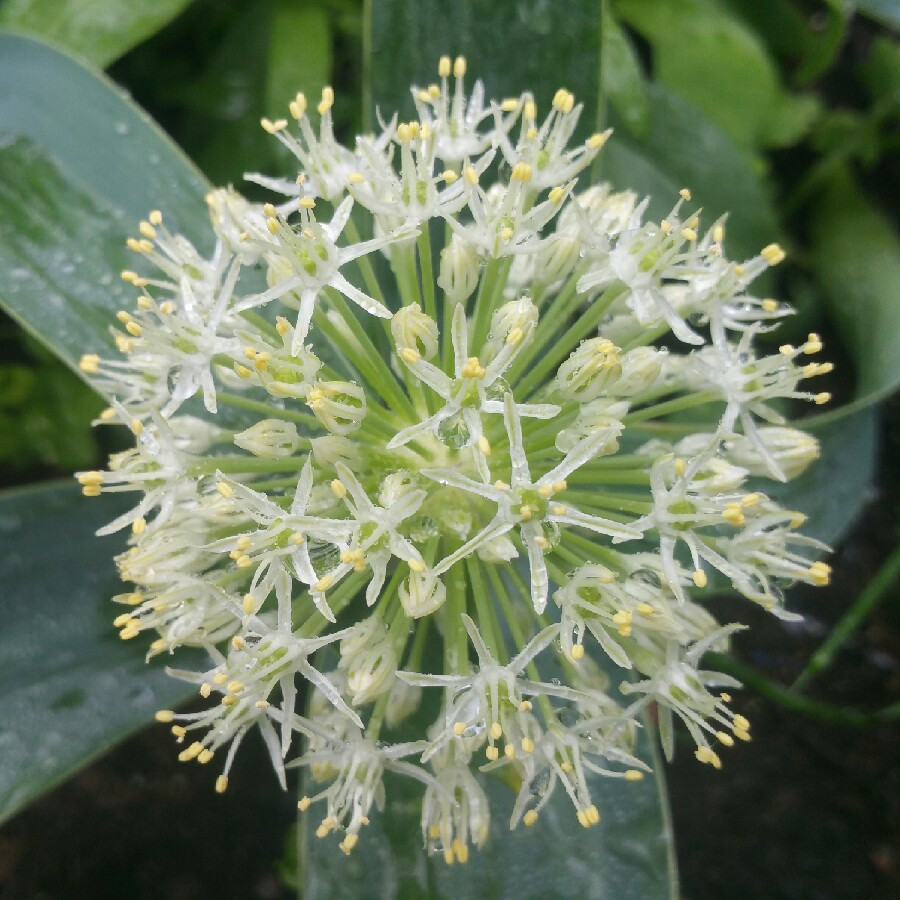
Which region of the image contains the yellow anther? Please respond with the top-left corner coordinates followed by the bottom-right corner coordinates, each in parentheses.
top-left (148, 209), bottom-right (163, 226)
top-left (612, 609), bottom-right (632, 626)
top-left (119, 626), bottom-right (140, 640)
top-left (742, 493), bottom-right (761, 507)
top-left (234, 364), bottom-right (252, 379)
top-left (552, 504), bottom-right (566, 516)
top-left (275, 316), bottom-right (291, 335)
top-left (399, 346), bottom-right (420, 364)
top-left (198, 749), bottom-right (214, 765)
top-left (231, 636), bottom-right (246, 651)
top-left (171, 725), bottom-right (186, 738)
top-left (178, 742), bottom-right (203, 762)
top-left (417, 89), bottom-right (431, 102)
top-left (131, 517), bottom-right (146, 536)
top-left (519, 504), bottom-right (532, 521)
top-left (538, 483), bottom-right (553, 499)
top-left (576, 810), bottom-right (590, 828)
top-left (803, 333), bottom-right (823, 354)
top-left (340, 833), bottom-right (359, 855)
top-left (761, 298), bottom-right (778, 312)
top-left (720, 692), bottom-right (732, 703)
top-left (427, 84), bottom-right (440, 99)
top-left (560, 760), bottom-right (574, 773)
top-left (548, 185), bottom-right (566, 204)
top-left (460, 356), bottom-right (486, 378)
top-left (636, 602), bottom-right (655, 617)
top-left (523, 810), bottom-right (539, 827)
top-left (290, 533), bottom-right (305, 546)
top-left (733, 714), bottom-right (751, 732)
top-left (733, 727), bottom-right (751, 742)
top-left (155, 710), bottom-right (175, 723)
top-left (299, 197), bottom-right (317, 210)
top-left (809, 561), bottom-right (831, 585)
top-left (587, 130), bottom-right (611, 150)
top-left (438, 56), bottom-right (451, 77)
top-left (227, 681), bottom-right (244, 694)
top-left (113, 612), bottom-right (135, 628)
top-left (255, 699), bottom-right (269, 709)
top-left (659, 219), bottom-right (672, 234)
top-left (485, 745), bottom-right (499, 761)
top-left (511, 161), bottom-right (533, 182)
top-left (220, 694), bottom-right (237, 707)
top-left (761, 243), bottom-right (786, 265)
top-left (519, 700), bottom-right (532, 712)
top-left (505, 743), bottom-right (516, 760)
top-left (814, 392), bottom-right (831, 405)
top-left (464, 165), bottom-right (479, 185)
top-left (489, 722), bottom-right (502, 740)
top-left (440, 169), bottom-right (458, 185)
top-left (693, 569), bottom-right (708, 589)
top-left (125, 320), bottom-right (142, 338)
top-left (215, 775), bottom-right (229, 793)
top-left (99, 407), bottom-right (116, 421)
top-left (241, 593), bottom-right (256, 615)
top-left (78, 353), bottom-right (100, 375)
top-left (314, 575), bottom-right (335, 593)
top-left (317, 86), bottom-right (334, 115)
top-left (298, 796), bottom-right (311, 811)
top-left (265, 217), bottom-right (280, 235)
top-left (139, 221), bottom-right (156, 239)
top-left (624, 769), bottom-right (644, 782)
top-left (674, 457), bottom-right (687, 477)
top-left (779, 344), bottom-right (796, 356)
top-left (199, 682), bottom-right (212, 698)
top-left (520, 737), bottom-right (535, 754)
top-left (695, 746), bottom-right (722, 769)
top-left (494, 480), bottom-right (510, 491)
top-left (78, 470), bottom-right (105, 487)
top-left (552, 480), bottom-right (568, 493)
top-left (711, 223), bottom-right (725, 243)
top-left (453, 721), bottom-right (467, 736)
top-left (679, 188), bottom-right (692, 201)
top-left (570, 643), bottom-right (585, 661)
top-left (681, 227), bottom-right (698, 242)
top-left (453, 56), bottom-right (466, 78)
top-left (716, 731), bottom-right (735, 747)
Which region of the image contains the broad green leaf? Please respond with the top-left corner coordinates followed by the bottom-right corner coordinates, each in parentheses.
top-left (616, 0), bottom-right (818, 148)
top-left (771, 407), bottom-right (878, 546)
top-left (0, 31), bottom-right (210, 381)
top-left (600, 5), bottom-right (650, 138)
top-left (602, 85), bottom-right (781, 260)
top-left (0, 481), bottom-right (195, 826)
top-left (267, 1), bottom-right (333, 119)
top-left (809, 167), bottom-right (900, 405)
top-left (855, 0), bottom-right (900, 30)
top-left (367, 0), bottom-right (602, 140)
top-left (0, 0), bottom-right (194, 68)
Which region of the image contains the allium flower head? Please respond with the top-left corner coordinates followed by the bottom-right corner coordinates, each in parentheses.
top-left (79, 57), bottom-right (831, 861)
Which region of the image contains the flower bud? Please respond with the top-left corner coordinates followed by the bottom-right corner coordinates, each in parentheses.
top-left (488, 297), bottom-right (538, 348)
top-left (555, 399), bottom-right (627, 453)
top-left (725, 427), bottom-right (820, 480)
top-left (234, 418), bottom-right (303, 458)
top-left (534, 233), bottom-right (580, 285)
top-left (310, 435), bottom-right (359, 468)
top-left (399, 570), bottom-right (447, 618)
top-left (306, 380), bottom-right (366, 435)
top-left (385, 678), bottom-right (423, 727)
top-left (438, 236), bottom-right (480, 305)
top-left (608, 347), bottom-right (664, 397)
top-left (339, 617), bottom-right (397, 706)
top-left (379, 470), bottom-right (416, 507)
top-left (559, 184), bottom-right (638, 238)
top-left (476, 534), bottom-right (519, 563)
top-left (391, 303), bottom-right (439, 359)
top-left (555, 338), bottom-right (622, 402)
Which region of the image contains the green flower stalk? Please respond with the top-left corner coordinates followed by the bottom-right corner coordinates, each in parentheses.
top-left (77, 56), bottom-right (831, 862)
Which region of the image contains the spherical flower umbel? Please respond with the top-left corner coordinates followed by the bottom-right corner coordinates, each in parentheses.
top-left (78, 57), bottom-right (831, 862)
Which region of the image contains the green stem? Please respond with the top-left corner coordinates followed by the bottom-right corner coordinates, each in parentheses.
top-left (518, 286), bottom-right (626, 400)
top-left (621, 391), bottom-right (720, 425)
top-left (189, 455), bottom-right (306, 476)
top-left (417, 226), bottom-right (437, 322)
top-left (705, 652), bottom-right (900, 727)
top-left (793, 543), bottom-right (900, 691)
top-left (216, 391), bottom-right (320, 430)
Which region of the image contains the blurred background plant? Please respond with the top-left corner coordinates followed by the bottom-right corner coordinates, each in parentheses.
top-left (0, 0), bottom-right (897, 897)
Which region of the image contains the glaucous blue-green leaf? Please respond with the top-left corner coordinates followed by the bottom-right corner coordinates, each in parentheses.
top-left (267, 0), bottom-right (332, 120)
top-left (367, 0), bottom-right (602, 141)
top-left (0, 30), bottom-right (211, 382)
top-left (602, 85), bottom-right (780, 260)
top-left (0, 0), bottom-right (194, 68)
top-left (600, 5), bottom-right (650, 138)
top-left (809, 167), bottom-right (900, 405)
top-left (855, 0), bottom-right (900, 30)
top-left (0, 482), bottom-right (195, 826)
top-left (770, 407), bottom-right (878, 547)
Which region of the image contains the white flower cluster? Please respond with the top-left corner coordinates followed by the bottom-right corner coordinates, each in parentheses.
top-left (78, 57), bottom-right (831, 862)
